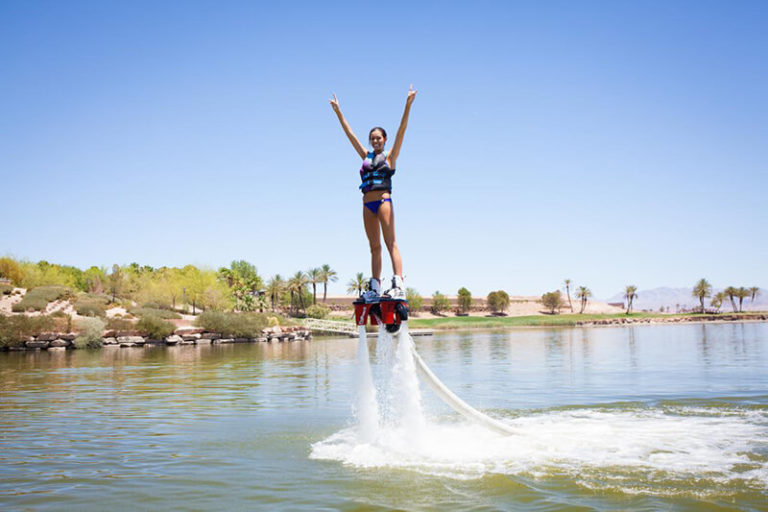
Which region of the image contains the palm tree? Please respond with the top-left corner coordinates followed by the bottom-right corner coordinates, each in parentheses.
top-left (266, 275), bottom-right (284, 312)
top-left (564, 279), bottom-right (573, 313)
top-left (319, 264), bottom-right (338, 302)
top-left (692, 278), bottom-right (712, 313)
top-left (736, 287), bottom-right (750, 312)
top-left (287, 271), bottom-right (309, 315)
top-left (711, 291), bottom-right (727, 313)
top-left (306, 267), bottom-right (322, 305)
top-left (575, 286), bottom-right (592, 314)
top-left (724, 286), bottom-right (738, 312)
top-left (346, 272), bottom-right (366, 296)
top-left (749, 286), bottom-right (761, 307)
top-left (624, 285), bottom-right (638, 315)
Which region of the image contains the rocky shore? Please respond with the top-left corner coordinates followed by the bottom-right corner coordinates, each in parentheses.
top-left (5, 325), bottom-right (312, 351)
top-left (574, 313), bottom-right (768, 327)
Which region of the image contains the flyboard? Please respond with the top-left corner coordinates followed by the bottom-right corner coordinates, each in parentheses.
top-left (354, 296), bottom-right (516, 436)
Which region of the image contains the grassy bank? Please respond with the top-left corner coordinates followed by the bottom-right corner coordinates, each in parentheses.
top-left (407, 312), bottom-right (767, 330)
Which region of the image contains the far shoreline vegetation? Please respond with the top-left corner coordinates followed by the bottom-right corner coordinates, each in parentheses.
top-left (0, 257), bottom-right (765, 348)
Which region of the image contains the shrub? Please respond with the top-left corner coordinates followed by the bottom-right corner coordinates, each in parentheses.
top-left (74, 294), bottom-right (109, 317)
top-left (12, 286), bottom-right (73, 312)
top-left (487, 290), bottom-right (510, 314)
top-left (129, 307), bottom-right (181, 320)
top-left (195, 311), bottom-right (279, 338)
top-left (105, 317), bottom-right (137, 332)
top-left (541, 290), bottom-right (565, 314)
top-left (0, 257), bottom-right (25, 286)
top-left (0, 314), bottom-right (55, 349)
top-left (457, 287), bottom-right (472, 314)
top-left (306, 304), bottom-right (330, 319)
top-left (74, 318), bottom-right (106, 349)
top-left (137, 315), bottom-right (175, 339)
top-left (406, 288), bottom-right (423, 314)
top-left (0, 283), bottom-right (13, 295)
top-left (431, 291), bottom-right (451, 315)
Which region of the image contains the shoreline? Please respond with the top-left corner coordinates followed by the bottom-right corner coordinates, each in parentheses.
top-left (406, 312), bottom-right (768, 331)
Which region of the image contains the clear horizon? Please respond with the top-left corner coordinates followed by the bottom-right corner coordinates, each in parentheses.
top-left (2, 1), bottom-right (766, 299)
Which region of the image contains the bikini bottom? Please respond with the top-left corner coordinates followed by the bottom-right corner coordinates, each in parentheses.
top-left (364, 197), bottom-right (392, 214)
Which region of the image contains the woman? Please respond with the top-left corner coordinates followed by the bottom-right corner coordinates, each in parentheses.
top-left (330, 86), bottom-right (416, 301)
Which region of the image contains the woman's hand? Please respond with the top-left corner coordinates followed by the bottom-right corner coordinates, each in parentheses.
top-left (406, 84), bottom-right (417, 105)
top-left (330, 93), bottom-right (341, 113)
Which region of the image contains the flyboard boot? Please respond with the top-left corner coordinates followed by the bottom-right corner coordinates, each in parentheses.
top-left (353, 276), bottom-right (409, 333)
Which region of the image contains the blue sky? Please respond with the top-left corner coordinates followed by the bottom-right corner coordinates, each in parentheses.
top-left (2, 0), bottom-right (766, 299)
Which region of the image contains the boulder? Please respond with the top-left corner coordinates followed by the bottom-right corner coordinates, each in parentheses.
top-left (201, 333), bottom-right (222, 340)
top-left (26, 340), bottom-right (49, 349)
top-left (174, 327), bottom-right (204, 335)
top-left (49, 339), bottom-right (70, 348)
top-left (165, 335), bottom-right (183, 345)
top-left (257, 337), bottom-right (268, 342)
top-left (181, 334), bottom-right (201, 341)
top-left (103, 337), bottom-right (118, 345)
top-left (118, 336), bottom-right (145, 345)
top-left (36, 333), bottom-right (58, 342)
top-left (196, 338), bottom-right (212, 345)
top-left (119, 342), bottom-right (136, 348)
top-left (218, 338), bottom-right (235, 344)
top-left (61, 333), bottom-right (77, 341)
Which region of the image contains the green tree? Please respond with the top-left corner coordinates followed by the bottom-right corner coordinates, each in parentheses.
top-left (711, 291), bottom-right (726, 312)
top-left (724, 286), bottom-right (738, 312)
top-left (431, 291), bottom-right (450, 315)
top-left (319, 264), bottom-right (338, 302)
top-left (486, 290), bottom-right (510, 314)
top-left (406, 288), bottom-right (423, 314)
top-left (457, 287), bottom-right (472, 314)
top-left (307, 267), bottom-right (322, 305)
top-left (736, 287), bottom-right (750, 312)
top-left (287, 271), bottom-right (309, 315)
top-left (692, 279), bottom-right (711, 313)
top-left (624, 285), bottom-right (638, 314)
top-left (108, 264), bottom-right (124, 303)
top-left (266, 275), bottom-right (285, 311)
top-left (750, 286), bottom-right (761, 307)
top-left (0, 257), bottom-right (25, 285)
top-left (575, 286), bottom-right (592, 314)
top-left (564, 279), bottom-right (573, 313)
top-left (346, 272), bottom-right (366, 296)
top-left (541, 290), bottom-right (564, 314)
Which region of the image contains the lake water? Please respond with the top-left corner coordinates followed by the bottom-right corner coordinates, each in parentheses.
top-left (1, 322), bottom-right (766, 510)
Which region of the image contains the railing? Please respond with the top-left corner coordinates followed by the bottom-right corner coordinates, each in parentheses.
top-left (301, 318), bottom-right (357, 335)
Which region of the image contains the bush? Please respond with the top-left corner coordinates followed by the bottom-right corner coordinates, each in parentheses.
top-left (105, 317), bottom-right (137, 332)
top-left (541, 290), bottom-right (565, 314)
top-left (74, 294), bottom-right (109, 317)
top-left (137, 315), bottom-right (175, 339)
top-left (74, 317), bottom-right (106, 349)
top-left (0, 314), bottom-right (55, 349)
top-left (457, 287), bottom-right (472, 314)
top-left (129, 307), bottom-right (181, 320)
top-left (487, 290), bottom-right (510, 314)
top-left (12, 286), bottom-right (73, 312)
top-left (195, 311), bottom-right (279, 338)
top-left (431, 291), bottom-right (451, 315)
top-left (406, 288), bottom-right (423, 314)
top-left (306, 304), bottom-right (330, 319)
top-left (0, 283), bottom-right (13, 295)
top-left (0, 257), bottom-right (25, 286)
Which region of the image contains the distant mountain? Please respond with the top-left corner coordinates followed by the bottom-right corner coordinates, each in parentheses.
top-left (605, 287), bottom-right (767, 312)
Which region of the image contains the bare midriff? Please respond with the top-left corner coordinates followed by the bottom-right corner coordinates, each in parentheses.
top-left (362, 190), bottom-right (391, 202)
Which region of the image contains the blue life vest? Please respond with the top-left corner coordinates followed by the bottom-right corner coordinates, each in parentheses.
top-left (359, 151), bottom-right (395, 193)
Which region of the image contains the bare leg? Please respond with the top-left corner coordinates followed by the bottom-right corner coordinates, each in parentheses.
top-left (378, 201), bottom-right (402, 277)
top-left (363, 205), bottom-right (382, 280)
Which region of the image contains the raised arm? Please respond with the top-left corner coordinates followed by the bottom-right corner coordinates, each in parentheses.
top-left (387, 85), bottom-right (417, 167)
top-left (330, 94), bottom-right (367, 159)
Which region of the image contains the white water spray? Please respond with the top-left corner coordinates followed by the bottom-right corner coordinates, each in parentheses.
top-left (353, 325), bottom-right (379, 442)
top-left (385, 322), bottom-right (426, 436)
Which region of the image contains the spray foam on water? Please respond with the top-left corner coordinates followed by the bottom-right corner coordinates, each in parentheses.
top-left (312, 322), bottom-right (768, 495)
